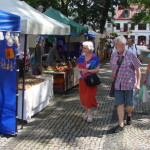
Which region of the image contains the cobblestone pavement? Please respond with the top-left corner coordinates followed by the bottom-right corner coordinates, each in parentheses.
top-left (0, 48), bottom-right (150, 150)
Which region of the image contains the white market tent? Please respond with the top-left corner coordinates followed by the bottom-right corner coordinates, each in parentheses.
top-left (0, 0), bottom-right (71, 123)
top-left (0, 0), bottom-right (70, 35)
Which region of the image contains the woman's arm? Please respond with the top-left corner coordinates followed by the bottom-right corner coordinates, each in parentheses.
top-left (88, 66), bottom-right (99, 74)
top-left (77, 65), bottom-right (88, 74)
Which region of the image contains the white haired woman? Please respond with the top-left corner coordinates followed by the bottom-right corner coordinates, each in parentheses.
top-left (77, 41), bottom-right (100, 123)
top-left (110, 36), bottom-right (141, 133)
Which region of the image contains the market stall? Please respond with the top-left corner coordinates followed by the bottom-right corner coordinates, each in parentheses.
top-left (43, 8), bottom-right (88, 92)
top-left (0, 10), bottom-right (20, 135)
top-left (0, 0), bottom-right (71, 122)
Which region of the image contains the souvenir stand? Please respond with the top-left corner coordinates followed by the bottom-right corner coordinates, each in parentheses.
top-left (0, 0), bottom-right (70, 121)
top-left (0, 10), bottom-right (20, 135)
top-left (43, 8), bottom-right (88, 92)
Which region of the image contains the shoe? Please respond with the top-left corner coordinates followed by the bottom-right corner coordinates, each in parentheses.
top-left (126, 116), bottom-right (132, 125)
top-left (113, 125), bottom-right (124, 133)
top-left (83, 114), bottom-right (88, 120)
top-left (87, 115), bottom-right (92, 123)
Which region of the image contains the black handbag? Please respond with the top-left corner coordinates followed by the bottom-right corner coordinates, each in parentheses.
top-left (109, 81), bottom-right (115, 97)
top-left (109, 56), bottom-right (124, 97)
top-left (84, 74), bottom-right (101, 87)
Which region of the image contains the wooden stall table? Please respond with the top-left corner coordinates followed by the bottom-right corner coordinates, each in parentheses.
top-left (43, 70), bottom-right (67, 92)
top-left (42, 67), bottom-right (78, 93)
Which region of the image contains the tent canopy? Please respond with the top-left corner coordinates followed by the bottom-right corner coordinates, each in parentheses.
top-left (44, 8), bottom-right (88, 34)
top-left (0, 0), bottom-right (70, 35)
top-left (0, 10), bottom-right (20, 31)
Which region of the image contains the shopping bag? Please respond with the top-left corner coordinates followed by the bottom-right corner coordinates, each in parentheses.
top-left (138, 85), bottom-right (144, 102)
top-left (138, 85), bottom-right (150, 103)
top-left (148, 73), bottom-right (150, 86)
top-left (143, 85), bottom-right (150, 103)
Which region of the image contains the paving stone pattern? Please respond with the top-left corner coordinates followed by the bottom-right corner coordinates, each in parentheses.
top-left (0, 49), bottom-right (150, 150)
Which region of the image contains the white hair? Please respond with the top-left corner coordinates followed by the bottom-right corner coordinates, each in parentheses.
top-left (114, 36), bottom-right (126, 45)
top-left (82, 41), bottom-right (94, 51)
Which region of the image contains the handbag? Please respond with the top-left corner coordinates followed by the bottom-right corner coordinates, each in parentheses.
top-left (109, 56), bottom-right (124, 97)
top-left (84, 74), bottom-right (101, 87)
top-left (109, 81), bottom-right (115, 97)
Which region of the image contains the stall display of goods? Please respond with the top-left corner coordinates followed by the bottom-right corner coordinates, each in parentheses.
top-left (40, 57), bottom-right (78, 92)
top-left (45, 58), bottom-right (77, 72)
top-left (18, 74), bottom-right (46, 90)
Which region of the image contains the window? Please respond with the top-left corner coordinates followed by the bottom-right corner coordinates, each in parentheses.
top-left (116, 23), bottom-right (120, 30)
top-left (130, 23), bottom-right (135, 30)
top-left (107, 23), bottom-right (111, 28)
top-left (138, 24), bottom-right (146, 30)
top-left (130, 35), bottom-right (135, 41)
top-left (124, 23), bottom-right (128, 32)
top-left (122, 10), bottom-right (130, 18)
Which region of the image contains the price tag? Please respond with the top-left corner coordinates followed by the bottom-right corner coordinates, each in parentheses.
top-left (5, 48), bottom-right (14, 59)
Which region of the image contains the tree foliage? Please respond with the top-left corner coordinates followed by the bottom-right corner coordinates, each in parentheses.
top-left (128, 0), bottom-right (150, 24)
top-left (22, 0), bottom-right (129, 33)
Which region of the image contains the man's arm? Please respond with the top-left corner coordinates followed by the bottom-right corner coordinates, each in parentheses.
top-left (144, 58), bottom-right (150, 84)
top-left (112, 69), bottom-right (115, 82)
top-left (135, 67), bottom-right (141, 90)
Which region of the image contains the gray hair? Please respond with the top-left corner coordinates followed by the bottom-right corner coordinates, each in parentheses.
top-left (82, 41), bottom-right (94, 51)
top-left (114, 36), bottom-right (126, 45)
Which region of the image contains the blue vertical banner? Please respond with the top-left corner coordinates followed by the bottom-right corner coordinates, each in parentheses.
top-left (0, 31), bottom-right (19, 135)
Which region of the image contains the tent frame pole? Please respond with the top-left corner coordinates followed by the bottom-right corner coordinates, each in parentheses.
top-left (21, 34), bottom-right (27, 128)
top-left (16, 54), bottom-right (20, 135)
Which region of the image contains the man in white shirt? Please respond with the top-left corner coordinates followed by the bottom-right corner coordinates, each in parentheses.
top-left (126, 38), bottom-right (141, 59)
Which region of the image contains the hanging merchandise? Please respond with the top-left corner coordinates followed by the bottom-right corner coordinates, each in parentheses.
top-left (0, 10), bottom-right (20, 135)
top-left (0, 31), bottom-right (19, 135)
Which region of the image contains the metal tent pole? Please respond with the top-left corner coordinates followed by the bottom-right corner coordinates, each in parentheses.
top-left (16, 54), bottom-right (19, 135)
top-left (21, 34), bottom-right (27, 128)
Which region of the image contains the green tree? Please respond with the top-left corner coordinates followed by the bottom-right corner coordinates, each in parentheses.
top-left (23, 0), bottom-right (129, 33)
top-left (23, 0), bottom-right (71, 16)
top-left (128, 0), bottom-right (150, 24)
top-left (70, 0), bottom-right (129, 33)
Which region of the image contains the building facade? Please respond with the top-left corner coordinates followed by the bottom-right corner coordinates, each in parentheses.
top-left (106, 5), bottom-right (150, 45)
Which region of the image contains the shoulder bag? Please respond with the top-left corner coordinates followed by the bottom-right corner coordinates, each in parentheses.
top-left (109, 55), bottom-right (124, 97)
top-left (84, 73), bottom-right (101, 87)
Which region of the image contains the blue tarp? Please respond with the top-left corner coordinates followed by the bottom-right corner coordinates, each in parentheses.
top-left (0, 10), bottom-right (20, 135)
top-left (0, 10), bottom-right (20, 31)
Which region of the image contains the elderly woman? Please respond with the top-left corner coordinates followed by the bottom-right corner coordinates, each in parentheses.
top-left (110, 36), bottom-right (141, 133)
top-left (77, 41), bottom-right (100, 123)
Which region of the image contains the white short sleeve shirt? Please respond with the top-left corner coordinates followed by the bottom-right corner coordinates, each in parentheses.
top-left (125, 44), bottom-right (141, 55)
top-left (113, 44), bottom-right (141, 56)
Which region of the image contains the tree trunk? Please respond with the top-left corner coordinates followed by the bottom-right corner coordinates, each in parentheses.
top-left (100, 0), bottom-right (111, 33)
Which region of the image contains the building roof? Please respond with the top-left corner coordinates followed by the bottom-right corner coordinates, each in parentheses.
top-left (115, 5), bottom-right (139, 20)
